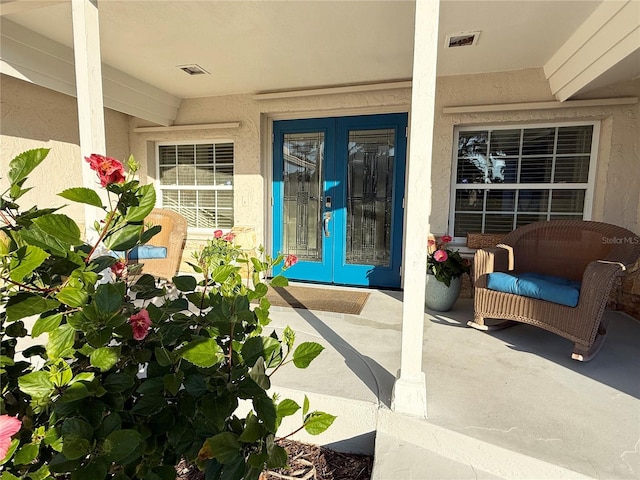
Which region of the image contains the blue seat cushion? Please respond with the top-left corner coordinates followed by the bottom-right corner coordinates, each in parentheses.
top-left (118, 245), bottom-right (167, 260)
top-left (486, 272), bottom-right (581, 307)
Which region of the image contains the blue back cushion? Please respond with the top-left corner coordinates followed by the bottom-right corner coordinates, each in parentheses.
top-left (486, 272), bottom-right (581, 307)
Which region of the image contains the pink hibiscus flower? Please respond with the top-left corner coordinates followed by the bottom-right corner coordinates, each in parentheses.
top-left (85, 154), bottom-right (126, 187)
top-left (110, 260), bottom-right (127, 279)
top-left (222, 232), bottom-right (235, 242)
top-left (0, 415), bottom-right (21, 460)
top-left (441, 235), bottom-right (453, 244)
top-left (433, 249), bottom-right (448, 262)
top-left (284, 254), bottom-right (298, 268)
top-left (214, 230), bottom-right (223, 238)
top-left (128, 309), bottom-right (152, 341)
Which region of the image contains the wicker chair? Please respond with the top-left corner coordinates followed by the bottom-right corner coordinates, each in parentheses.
top-left (133, 209), bottom-right (188, 281)
top-left (469, 220), bottom-right (640, 361)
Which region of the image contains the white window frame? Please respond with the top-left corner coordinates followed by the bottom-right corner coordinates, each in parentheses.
top-left (449, 121), bottom-right (600, 243)
top-left (155, 140), bottom-right (234, 235)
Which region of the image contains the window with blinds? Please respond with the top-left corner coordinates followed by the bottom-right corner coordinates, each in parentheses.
top-left (450, 123), bottom-right (597, 239)
top-left (157, 142), bottom-right (234, 229)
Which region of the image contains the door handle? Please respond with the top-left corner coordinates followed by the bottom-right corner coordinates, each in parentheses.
top-left (323, 212), bottom-right (331, 237)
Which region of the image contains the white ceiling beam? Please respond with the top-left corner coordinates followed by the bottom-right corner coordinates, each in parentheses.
top-left (0, 18), bottom-right (180, 126)
top-left (0, 0), bottom-right (67, 16)
top-left (544, 0), bottom-right (640, 102)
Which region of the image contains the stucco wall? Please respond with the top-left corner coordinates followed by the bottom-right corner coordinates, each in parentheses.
top-left (129, 88), bottom-right (413, 251)
top-left (3, 68), bottom-right (637, 253)
top-left (130, 68), bottom-right (638, 256)
top-left (0, 75), bottom-right (131, 232)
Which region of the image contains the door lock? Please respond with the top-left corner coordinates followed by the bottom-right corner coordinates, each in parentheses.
top-left (325, 196), bottom-right (332, 208)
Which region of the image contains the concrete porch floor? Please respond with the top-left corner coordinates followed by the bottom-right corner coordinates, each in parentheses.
top-left (265, 284), bottom-right (640, 480)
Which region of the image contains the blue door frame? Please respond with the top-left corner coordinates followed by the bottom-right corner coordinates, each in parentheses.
top-left (272, 113), bottom-right (407, 288)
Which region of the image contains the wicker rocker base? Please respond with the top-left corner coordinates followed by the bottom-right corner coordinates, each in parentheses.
top-left (571, 318), bottom-right (609, 362)
top-left (467, 319), bottom-right (518, 331)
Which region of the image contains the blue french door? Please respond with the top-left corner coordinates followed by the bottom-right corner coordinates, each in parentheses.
top-left (272, 113), bottom-right (407, 288)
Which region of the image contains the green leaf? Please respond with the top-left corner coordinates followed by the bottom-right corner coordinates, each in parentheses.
top-left (154, 347), bottom-right (174, 367)
top-left (303, 395), bottom-right (309, 417)
top-left (18, 225), bottom-right (68, 256)
top-left (282, 329), bottom-right (295, 355)
top-left (56, 286), bottom-right (88, 307)
top-left (292, 342), bottom-right (325, 368)
top-left (266, 444), bottom-right (288, 469)
top-left (249, 357), bottom-right (270, 391)
top-left (0, 439), bottom-right (20, 466)
top-left (269, 275), bottom-right (289, 287)
top-left (47, 324), bottom-right (76, 359)
top-left (241, 336), bottom-right (281, 368)
top-left (58, 187), bottom-right (104, 208)
top-left (9, 245), bottom-right (49, 282)
top-left (8, 148), bottom-right (49, 185)
top-left (203, 433), bottom-right (241, 464)
top-left (130, 394), bottom-right (166, 416)
top-left (163, 372), bottom-right (183, 396)
top-left (5, 293), bottom-right (60, 322)
top-left (139, 225), bottom-right (162, 244)
top-left (213, 265), bottom-right (239, 283)
top-left (180, 338), bottom-right (223, 368)
top-left (32, 214), bottom-right (82, 246)
top-left (1, 470), bottom-right (20, 480)
top-left (90, 346), bottom-right (121, 372)
top-left (103, 224), bottom-right (143, 251)
top-left (32, 313), bottom-right (63, 337)
top-left (303, 411), bottom-right (336, 435)
top-left (94, 282), bottom-right (124, 316)
top-left (173, 275), bottom-right (197, 292)
top-left (102, 429), bottom-right (141, 462)
top-left (13, 443), bottom-right (39, 465)
top-left (60, 382), bottom-right (90, 403)
top-left (18, 370), bottom-right (54, 398)
top-left (277, 399), bottom-right (300, 418)
top-left (238, 413), bottom-right (262, 443)
top-left (253, 395), bottom-right (277, 433)
top-left (71, 461), bottom-right (109, 480)
top-left (125, 184), bottom-right (156, 222)
top-left (26, 464), bottom-right (50, 480)
top-left (62, 418), bottom-right (93, 460)
top-left (104, 373), bottom-right (135, 393)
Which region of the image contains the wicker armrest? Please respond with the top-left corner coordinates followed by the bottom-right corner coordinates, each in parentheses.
top-left (577, 260), bottom-right (625, 309)
top-left (473, 247), bottom-right (510, 288)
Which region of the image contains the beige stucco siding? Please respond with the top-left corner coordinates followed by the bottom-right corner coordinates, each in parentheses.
top-left (0, 75), bottom-right (131, 232)
top-left (2, 68), bottom-right (637, 254)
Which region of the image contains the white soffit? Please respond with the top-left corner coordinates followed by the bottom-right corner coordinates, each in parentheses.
top-left (544, 0), bottom-right (640, 101)
top-left (0, 18), bottom-right (180, 125)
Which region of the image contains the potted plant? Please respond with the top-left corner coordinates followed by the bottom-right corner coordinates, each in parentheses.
top-left (425, 235), bottom-right (471, 311)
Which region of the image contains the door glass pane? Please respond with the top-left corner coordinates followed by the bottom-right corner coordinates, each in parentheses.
top-left (282, 132), bottom-right (324, 262)
top-left (346, 129), bottom-right (394, 267)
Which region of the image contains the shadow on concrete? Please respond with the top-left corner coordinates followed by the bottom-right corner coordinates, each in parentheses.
top-left (275, 288), bottom-right (396, 408)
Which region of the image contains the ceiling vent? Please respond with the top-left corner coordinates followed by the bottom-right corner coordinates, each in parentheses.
top-left (446, 31), bottom-right (480, 48)
top-left (178, 64), bottom-right (210, 75)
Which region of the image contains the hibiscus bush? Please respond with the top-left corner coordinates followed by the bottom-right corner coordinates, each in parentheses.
top-left (0, 149), bottom-right (333, 480)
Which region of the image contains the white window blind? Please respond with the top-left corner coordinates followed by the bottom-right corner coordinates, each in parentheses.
top-left (157, 142), bottom-right (234, 229)
top-left (450, 123), bottom-right (597, 240)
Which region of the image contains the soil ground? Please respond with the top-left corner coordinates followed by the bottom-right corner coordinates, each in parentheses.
top-left (176, 439), bottom-right (373, 480)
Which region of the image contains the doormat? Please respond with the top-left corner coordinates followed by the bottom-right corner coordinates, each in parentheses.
top-left (263, 285), bottom-right (369, 315)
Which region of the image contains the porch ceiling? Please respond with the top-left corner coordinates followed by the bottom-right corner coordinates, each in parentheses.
top-left (1, 0), bottom-right (638, 122)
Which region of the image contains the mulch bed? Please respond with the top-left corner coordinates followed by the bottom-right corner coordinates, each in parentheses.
top-left (176, 439), bottom-right (373, 480)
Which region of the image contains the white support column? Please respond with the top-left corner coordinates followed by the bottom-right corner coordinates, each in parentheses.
top-left (391, 0), bottom-right (440, 418)
top-left (71, 0), bottom-right (107, 240)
